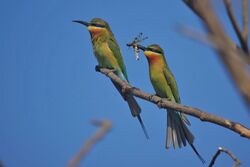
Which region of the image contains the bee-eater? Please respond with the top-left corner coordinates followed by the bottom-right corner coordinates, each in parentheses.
top-left (135, 44), bottom-right (205, 163)
top-left (73, 18), bottom-right (149, 139)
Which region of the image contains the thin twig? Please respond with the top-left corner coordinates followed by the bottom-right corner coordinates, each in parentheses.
top-left (223, 0), bottom-right (249, 52)
top-left (67, 120), bottom-right (112, 167)
top-left (96, 67), bottom-right (250, 139)
top-left (208, 147), bottom-right (241, 167)
top-left (242, 0), bottom-right (249, 42)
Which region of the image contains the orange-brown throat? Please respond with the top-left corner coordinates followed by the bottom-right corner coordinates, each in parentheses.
top-left (88, 26), bottom-right (105, 38)
top-left (144, 51), bottom-right (163, 65)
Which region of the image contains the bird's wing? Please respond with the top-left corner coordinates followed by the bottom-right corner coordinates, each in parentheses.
top-left (163, 67), bottom-right (191, 125)
top-left (107, 37), bottom-right (128, 81)
top-left (163, 67), bottom-right (181, 103)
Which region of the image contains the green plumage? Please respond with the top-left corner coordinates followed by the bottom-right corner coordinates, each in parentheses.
top-left (73, 18), bottom-right (149, 139)
top-left (90, 18), bottom-right (128, 80)
top-left (143, 44), bottom-right (204, 163)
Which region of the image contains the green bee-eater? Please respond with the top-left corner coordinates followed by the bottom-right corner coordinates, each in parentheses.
top-left (136, 44), bottom-right (205, 163)
top-left (73, 18), bottom-right (149, 139)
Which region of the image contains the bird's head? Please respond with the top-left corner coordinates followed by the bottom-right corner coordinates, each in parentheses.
top-left (137, 44), bottom-right (164, 61)
top-left (73, 18), bottom-right (111, 38)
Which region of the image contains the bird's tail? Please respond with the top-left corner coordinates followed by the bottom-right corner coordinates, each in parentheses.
top-left (111, 80), bottom-right (149, 139)
top-left (126, 94), bottom-right (150, 139)
top-left (166, 110), bottom-right (205, 164)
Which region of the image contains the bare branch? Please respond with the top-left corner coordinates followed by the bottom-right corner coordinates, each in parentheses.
top-left (183, 0), bottom-right (238, 50)
top-left (67, 120), bottom-right (112, 167)
top-left (96, 67), bottom-right (250, 139)
top-left (223, 0), bottom-right (248, 53)
top-left (182, 0), bottom-right (250, 111)
top-left (177, 26), bottom-right (250, 65)
top-left (242, 0), bottom-right (249, 43)
top-left (183, 0), bottom-right (206, 21)
top-left (208, 147), bottom-right (241, 167)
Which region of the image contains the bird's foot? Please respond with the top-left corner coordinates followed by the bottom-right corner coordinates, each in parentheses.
top-left (106, 67), bottom-right (116, 70)
top-left (156, 99), bottom-right (164, 109)
top-left (121, 85), bottom-right (137, 94)
top-left (95, 66), bottom-right (116, 73)
top-left (106, 67), bottom-right (117, 73)
top-left (148, 94), bottom-right (157, 101)
top-left (166, 97), bottom-right (172, 101)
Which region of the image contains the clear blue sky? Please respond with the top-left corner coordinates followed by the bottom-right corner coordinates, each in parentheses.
top-left (1, 0), bottom-right (250, 166)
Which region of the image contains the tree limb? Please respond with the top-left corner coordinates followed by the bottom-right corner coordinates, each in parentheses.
top-left (208, 147), bottom-right (241, 167)
top-left (96, 67), bottom-right (250, 139)
top-left (66, 120), bottom-right (112, 167)
top-left (182, 0), bottom-right (250, 111)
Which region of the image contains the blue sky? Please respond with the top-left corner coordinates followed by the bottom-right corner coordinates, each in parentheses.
top-left (1, 0), bottom-right (250, 166)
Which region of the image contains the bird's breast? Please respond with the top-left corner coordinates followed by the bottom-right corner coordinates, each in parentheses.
top-left (149, 67), bottom-right (167, 97)
top-left (93, 42), bottom-right (120, 69)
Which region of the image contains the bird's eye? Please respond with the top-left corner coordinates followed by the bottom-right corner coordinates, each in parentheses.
top-left (91, 23), bottom-right (105, 28)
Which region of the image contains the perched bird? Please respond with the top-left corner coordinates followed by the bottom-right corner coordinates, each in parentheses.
top-left (135, 44), bottom-right (205, 163)
top-left (73, 18), bottom-right (149, 139)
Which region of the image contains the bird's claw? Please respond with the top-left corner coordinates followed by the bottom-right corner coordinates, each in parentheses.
top-left (106, 67), bottom-right (115, 70)
top-left (106, 67), bottom-right (117, 74)
top-left (148, 94), bottom-right (154, 101)
top-left (149, 94), bottom-right (159, 101)
top-left (122, 86), bottom-right (137, 94)
top-left (156, 99), bottom-right (163, 108)
top-left (95, 66), bottom-right (116, 73)
top-left (166, 97), bottom-right (172, 101)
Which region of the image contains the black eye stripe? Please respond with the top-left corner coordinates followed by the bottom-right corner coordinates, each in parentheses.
top-left (148, 48), bottom-right (161, 54)
top-left (91, 23), bottom-right (105, 28)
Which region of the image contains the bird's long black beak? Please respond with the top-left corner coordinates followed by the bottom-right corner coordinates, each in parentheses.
top-left (72, 20), bottom-right (90, 27)
top-left (136, 44), bottom-right (147, 51)
top-left (127, 43), bottom-right (147, 51)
